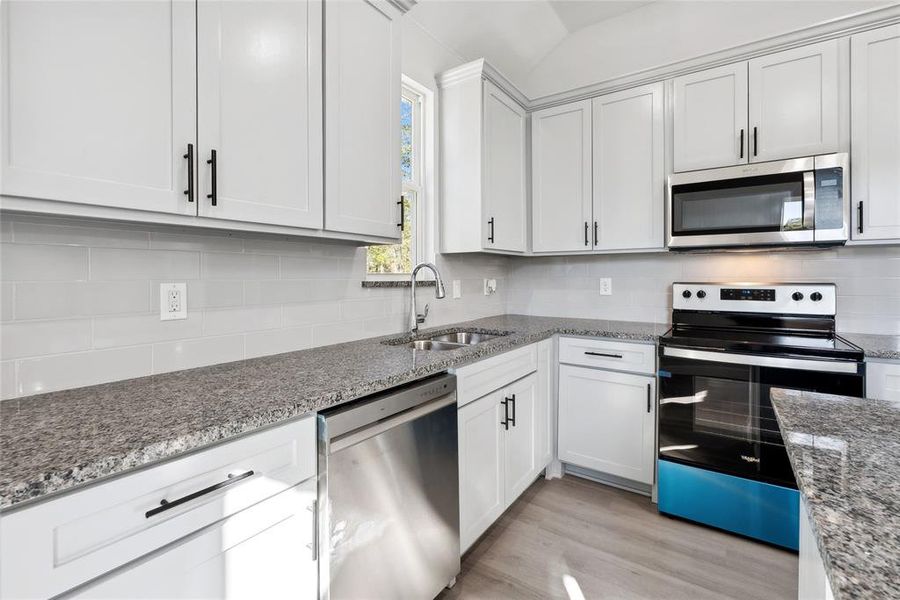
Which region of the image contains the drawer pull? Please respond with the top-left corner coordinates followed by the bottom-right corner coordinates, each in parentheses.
top-left (584, 351), bottom-right (623, 359)
top-left (145, 469), bottom-right (255, 519)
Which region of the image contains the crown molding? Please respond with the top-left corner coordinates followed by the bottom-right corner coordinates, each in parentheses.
top-left (436, 58), bottom-right (530, 108)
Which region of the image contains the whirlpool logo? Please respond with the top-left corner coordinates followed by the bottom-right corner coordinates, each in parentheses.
top-left (740, 455), bottom-right (761, 464)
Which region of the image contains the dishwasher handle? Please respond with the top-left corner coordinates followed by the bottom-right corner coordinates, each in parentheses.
top-left (329, 394), bottom-right (456, 454)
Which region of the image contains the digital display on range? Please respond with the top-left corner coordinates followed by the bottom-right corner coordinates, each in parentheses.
top-left (720, 288), bottom-right (776, 301)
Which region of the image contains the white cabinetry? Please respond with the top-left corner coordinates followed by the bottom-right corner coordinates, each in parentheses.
top-left (592, 83), bottom-right (665, 251)
top-left (851, 24), bottom-right (900, 242)
top-left (197, 0), bottom-right (323, 229)
top-left (673, 63), bottom-right (749, 172)
top-left (0, 417), bottom-right (317, 600)
top-left (557, 338), bottom-right (656, 486)
top-left (531, 101), bottom-right (592, 252)
top-left (439, 61), bottom-right (528, 254)
top-left (324, 0), bottom-right (401, 239)
top-left (798, 497), bottom-right (835, 600)
top-left (866, 360), bottom-right (900, 401)
top-left (1, 0), bottom-right (196, 216)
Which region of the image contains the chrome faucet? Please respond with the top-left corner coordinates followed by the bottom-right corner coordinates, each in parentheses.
top-left (409, 262), bottom-right (446, 333)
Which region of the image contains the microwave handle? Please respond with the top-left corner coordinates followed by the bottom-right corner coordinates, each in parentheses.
top-left (802, 171), bottom-right (816, 231)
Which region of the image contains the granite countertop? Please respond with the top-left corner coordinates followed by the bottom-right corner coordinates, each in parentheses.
top-left (770, 388), bottom-right (900, 600)
top-left (0, 314), bottom-right (663, 511)
top-left (841, 332), bottom-right (900, 361)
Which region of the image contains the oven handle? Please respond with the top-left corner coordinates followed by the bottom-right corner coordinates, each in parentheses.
top-left (662, 347), bottom-right (859, 374)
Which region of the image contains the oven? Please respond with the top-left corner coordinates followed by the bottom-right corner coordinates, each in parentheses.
top-left (667, 153), bottom-right (848, 249)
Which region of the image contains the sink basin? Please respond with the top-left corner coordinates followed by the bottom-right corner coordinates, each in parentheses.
top-left (428, 332), bottom-right (501, 345)
top-left (405, 340), bottom-right (467, 351)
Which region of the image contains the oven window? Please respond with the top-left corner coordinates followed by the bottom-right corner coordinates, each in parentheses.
top-left (671, 172), bottom-right (806, 236)
top-left (693, 376), bottom-right (757, 441)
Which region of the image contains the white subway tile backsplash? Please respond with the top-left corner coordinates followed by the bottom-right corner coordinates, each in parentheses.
top-left (149, 231), bottom-right (244, 253)
top-left (149, 280), bottom-right (244, 311)
top-left (93, 314), bottom-right (203, 349)
top-left (202, 306), bottom-right (282, 336)
top-left (282, 302), bottom-right (342, 327)
top-left (91, 248), bottom-right (200, 280)
top-left (341, 299), bottom-right (388, 321)
top-left (244, 326), bottom-right (313, 359)
top-left (1, 243), bottom-right (89, 281)
top-left (1, 361), bottom-right (16, 400)
top-left (201, 252), bottom-right (277, 280)
top-left (1, 284), bottom-right (12, 321)
top-left (280, 256), bottom-right (350, 279)
top-left (152, 335), bottom-right (244, 374)
top-left (16, 346), bottom-right (152, 397)
top-left (15, 281), bottom-right (150, 320)
top-left (13, 220), bottom-right (149, 248)
top-left (0, 319), bottom-right (92, 359)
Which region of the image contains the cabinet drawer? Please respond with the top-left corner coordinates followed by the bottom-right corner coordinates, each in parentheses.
top-left (867, 360), bottom-right (900, 401)
top-left (559, 337), bottom-right (655, 375)
top-left (453, 344), bottom-right (538, 408)
top-left (0, 416), bottom-right (316, 600)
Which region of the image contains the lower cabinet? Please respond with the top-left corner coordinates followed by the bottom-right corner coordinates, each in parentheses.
top-left (798, 497), bottom-right (835, 600)
top-left (866, 360), bottom-right (900, 401)
top-left (72, 480), bottom-right (317, 599)
top-left (558, 364), bottom-right (655, 485)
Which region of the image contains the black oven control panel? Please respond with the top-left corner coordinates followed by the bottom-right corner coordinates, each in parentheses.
top-left (720, 288), bottom-right (776, 302)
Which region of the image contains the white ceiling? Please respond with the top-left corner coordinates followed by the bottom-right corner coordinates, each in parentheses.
top-left (548, 0), bottom-right (654, 33)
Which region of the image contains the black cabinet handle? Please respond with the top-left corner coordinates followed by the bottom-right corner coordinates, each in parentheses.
top-left (488, 217), bottom-right (495, 244)
top-left (753, 127), bottom-right (758, 157)
top-left (593, 221), bottom-right (598, 247)
top-left (500, 397), bottom-right (509, 430)
top-left (206, 149), bottom-right (218, 206)
top-left (739, 129), bottom-right (744, 159)
top-left (584, 351), bottom-right (623, 359)
top-left (584, 221), bottom-right (589, 246)
top-left (509, 393), bottom-right (516, 427)
top-left (397, 197), bottom-right (405, 231)
top-left (145, 469), bottom-right (254, 518)
top-left (647, 383), bottom-right (652, 413)
top-left (857, 202), bottom-right (864, 234)
top-left (183, 143), bottom-right (194, 203)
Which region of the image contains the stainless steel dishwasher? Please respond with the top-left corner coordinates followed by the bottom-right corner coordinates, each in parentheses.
top-left (317, 373), bottom-right (460, 600)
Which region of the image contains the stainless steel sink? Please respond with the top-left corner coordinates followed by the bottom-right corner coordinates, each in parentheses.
top-left (405, 340), bottom-right (467, 351)
top-left (428, 332), bottom-right (500, 345)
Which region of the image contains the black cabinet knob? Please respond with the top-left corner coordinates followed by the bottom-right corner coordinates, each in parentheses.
top-left (810, 292), bottom-right (823, 302)
top-left (682, 290), bottom-right (692, 298)
top-left (697, 290), bottom-right (706, 299)
top-left (792, 292), bottom-right (804, 301)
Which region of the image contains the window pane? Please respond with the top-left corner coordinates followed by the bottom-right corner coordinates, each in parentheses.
top-left (400, 96), bottom-right (413, 181)
top-left (366, 191), bottom-right (415, 274)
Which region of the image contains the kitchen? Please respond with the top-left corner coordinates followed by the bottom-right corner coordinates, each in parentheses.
top-left (1, 0), bottom-right (899, 599)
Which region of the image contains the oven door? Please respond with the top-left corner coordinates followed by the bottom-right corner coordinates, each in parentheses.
top-left (667, 157), bottom-right (815, 248)
top-left (658, 347), bottom-right (863, 487)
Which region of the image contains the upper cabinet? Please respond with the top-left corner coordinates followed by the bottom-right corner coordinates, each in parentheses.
top-left (672, 63), bottom-right (748, 172)
top-left (197, 0), bottom-right (323, 229)
top-left (439, 61), bottom-right (528, 254)
top-left (324, 0), bottom-right (402, 239)
top-left (531, 100), bottom-right (593, 253)
top-left (1, 0), bottom-right (196, 216)
top-left (851, 24), bottom-right (900, 242)
top-left (672, 39), bottom-right (847, 171)
top-left (592, 83), bottom-right (665, 251)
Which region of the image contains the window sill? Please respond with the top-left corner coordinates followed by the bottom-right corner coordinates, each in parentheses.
top-left (361, 280), bottom-right (435, 288)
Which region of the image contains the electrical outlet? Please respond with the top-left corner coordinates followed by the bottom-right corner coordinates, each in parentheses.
top-left (160, 283), bottom-right (187, 321)
top-left (452, 280), bottom-right (462, 299)
top-left (483, 278), bottom-right (497, 296)
top-left (599, 278), bottom-right (612, 296)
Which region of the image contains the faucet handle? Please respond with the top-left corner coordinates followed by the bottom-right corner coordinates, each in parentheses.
top-left (422, 303), bottom-right (429, 318)
top-left (416, 303), bottom-right (429, 324)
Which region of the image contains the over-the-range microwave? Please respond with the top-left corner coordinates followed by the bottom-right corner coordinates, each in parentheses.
top-left (667, 153), bottom-right (849, 250)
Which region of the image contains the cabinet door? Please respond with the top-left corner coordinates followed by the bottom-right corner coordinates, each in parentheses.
top-left (458, 391), bottom-right (505, 553)
top-left (1, 0), bottom-right (195, 215)
top-left (503, 373), bottom-right (538, 504)
top-left (591, 82), bottom-right (664, 251)
top-left (535, 339), bottom-right (555, 469)
top-left (324, 0), bottom-right (401, 239)
top-left (851, 24), bottom-right (900, 242)
top-left (73, 480), bottom-right (318, 600)
top-left (748, 39), bottom-right (842, 162)
top-left (673, 63), bottom-right (749, 172)
top-left (482, 80), bottom-right (527, 252)
top-left (197, 0), bottom-right (323, 228)
top-left (558, 365), bottom-right (655, 485)
top-left (531, 100), bottom-right (593, 252)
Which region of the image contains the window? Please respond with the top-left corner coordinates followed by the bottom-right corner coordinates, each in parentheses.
top-left (367, 77), bottom-right (430, 277)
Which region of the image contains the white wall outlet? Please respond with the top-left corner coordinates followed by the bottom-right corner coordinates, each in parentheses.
top-left (452, 280), bottom-right (462, 299)
top-left (599, 278), bottom-right (613, 296)
top-left (484, 278), bottom-right (497, 296)
top-left (160, 283), bottom-right (187, 321)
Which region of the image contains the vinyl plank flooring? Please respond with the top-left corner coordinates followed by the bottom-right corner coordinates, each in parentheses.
top-left (440, 475), bottom-right (797, 600)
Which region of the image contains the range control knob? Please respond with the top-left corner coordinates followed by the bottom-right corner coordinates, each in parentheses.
top-left (810, 292), bottom-right (823, 302)
top-left (792, 291), bottom-right (804, 301)
top-left (696, 290), bottom-right (707, 299)
top-left (682, 290), bottom-right (692, 299)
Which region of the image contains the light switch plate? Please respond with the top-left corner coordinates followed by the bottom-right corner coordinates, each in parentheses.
top-left (160, 283), bottom-right (187, 320)
top-left (599, 278), bottom-right (612, 296)
top-left (452, 280), bottom-right (461, 299)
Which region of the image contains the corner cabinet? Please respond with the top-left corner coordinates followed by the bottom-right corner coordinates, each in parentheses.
top-left (439, 60), bottom-right (528, 254)
top-left (850, 24), bottom-right (900, 242)
top-left (324, 0), bottom-right (402, 239)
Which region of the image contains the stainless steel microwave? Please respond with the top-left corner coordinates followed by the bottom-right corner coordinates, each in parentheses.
top-left (667, 153), bottom-right (849, 250)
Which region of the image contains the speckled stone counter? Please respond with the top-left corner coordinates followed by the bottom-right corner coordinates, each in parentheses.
top-left (842, 332), bottom-right (900, 360)
top-left (771, 388), bottom-right (900, 600)
top-left (0, 314), bottom-right (663, 510)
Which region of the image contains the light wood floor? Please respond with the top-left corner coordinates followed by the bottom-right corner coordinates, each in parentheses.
top-left (439, 475), bottom-right (798, 600)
